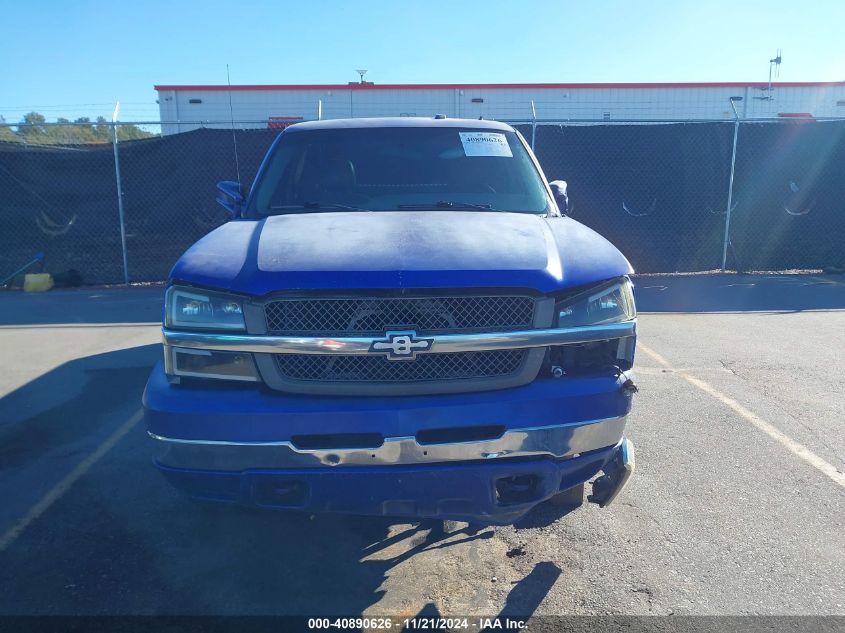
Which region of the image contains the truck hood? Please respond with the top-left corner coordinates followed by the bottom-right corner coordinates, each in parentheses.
top-left (169, 211), bottom-right (633, 295)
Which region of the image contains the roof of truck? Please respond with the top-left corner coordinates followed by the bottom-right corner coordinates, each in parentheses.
top-left (284, 117), bottom-right (514, 133)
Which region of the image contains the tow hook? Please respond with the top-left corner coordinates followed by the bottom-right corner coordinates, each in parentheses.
top-left (588, 438), bottom-right (635, 508)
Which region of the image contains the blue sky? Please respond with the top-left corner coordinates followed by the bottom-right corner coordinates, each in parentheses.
top-left (1, 0), bottom-right (843, 122)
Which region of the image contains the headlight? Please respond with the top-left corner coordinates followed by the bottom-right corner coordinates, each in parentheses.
top-left (555, 278), bottom-right (636, 328)
top-left (165, 286), bottom-right (246, 331)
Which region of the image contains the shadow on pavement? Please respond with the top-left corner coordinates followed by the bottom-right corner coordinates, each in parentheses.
top-left (407, 561), bottom-right (561, 625)
top-left (0, 344), bottom-right (160, 472)
top-left (0, 344), bottom-right (160, 537)
top-left (499, 561), bottom-right (561, 620)
top-left (0, 343), bottom-right (564, 617)
top-left (514, 498), bottom-right (582, 530)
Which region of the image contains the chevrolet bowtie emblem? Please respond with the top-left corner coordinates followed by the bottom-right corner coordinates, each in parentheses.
top-left (369, 330), bottom-right (435, 361)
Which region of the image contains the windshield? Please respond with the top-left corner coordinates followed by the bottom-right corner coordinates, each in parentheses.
top-left (249, 126), bottom-right (551, 216)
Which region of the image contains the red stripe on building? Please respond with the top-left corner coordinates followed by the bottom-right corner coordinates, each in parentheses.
top-left (154, 81), bottom-right (845, 92)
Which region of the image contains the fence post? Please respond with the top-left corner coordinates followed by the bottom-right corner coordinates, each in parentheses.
top-left (111, 102), bottom-right (130, 285)
top-left (721, 97), bottom-right (742, 272)
top-left (530, 100), bottom-right (537, 151)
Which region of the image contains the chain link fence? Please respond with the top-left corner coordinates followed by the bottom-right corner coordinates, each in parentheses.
top-left (513, 120), bottom-right (845, 273)
top-left (513, 122), bottom-right (735, 273)
top-left (1, 118), bottom-right (844, 285)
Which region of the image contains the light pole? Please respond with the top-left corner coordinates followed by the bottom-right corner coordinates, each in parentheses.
top-left (111, 101), bottom-right (129, 285)
top-left (721, 96), bottom-right (742, 272)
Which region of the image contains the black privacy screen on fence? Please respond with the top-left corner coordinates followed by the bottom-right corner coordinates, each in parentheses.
top-left (0, 128), bottom-right (277, 284)
top-left (517, 121), bottom-right (845, 274)
top-left (1, 121), bottom-right (844, 284)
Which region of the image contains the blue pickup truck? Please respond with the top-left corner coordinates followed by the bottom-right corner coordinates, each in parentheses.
top-left (142, 117), bottom-right (637, 524)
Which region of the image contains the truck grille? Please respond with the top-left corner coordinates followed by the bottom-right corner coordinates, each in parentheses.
top-left (264, 295), bottom-right (536, 335)
top-left (274, 349), bottom-right (528, 383)
top-left (260, 293), bottom-right (541, 394)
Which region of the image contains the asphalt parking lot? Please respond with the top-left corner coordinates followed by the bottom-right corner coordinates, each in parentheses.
top-left (0, 274), bottom-right (843, 618)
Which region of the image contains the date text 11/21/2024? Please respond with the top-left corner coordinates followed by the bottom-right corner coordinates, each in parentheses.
top-left (306, 617), bottom-right (526, 629)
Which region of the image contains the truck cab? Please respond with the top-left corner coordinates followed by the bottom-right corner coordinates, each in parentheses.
top-left (142, 117), bottom-right (636, 524)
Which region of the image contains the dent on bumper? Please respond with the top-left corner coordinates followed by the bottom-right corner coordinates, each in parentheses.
top-left (150, 415), bottom-right (626, 470)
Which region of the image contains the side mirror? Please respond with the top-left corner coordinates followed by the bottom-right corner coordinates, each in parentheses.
top-left (549, 180), bottom-right (569, 215)
top-left (216, 180), bottom-right (244, 218)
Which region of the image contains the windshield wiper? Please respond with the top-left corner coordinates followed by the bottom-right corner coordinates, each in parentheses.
top-left (397, 201), bottom-right (495, 211)
top-left (270, 202), bottom-right (370, 212)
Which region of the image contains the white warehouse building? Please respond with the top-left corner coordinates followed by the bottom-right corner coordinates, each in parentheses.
top-left (154, 81), bottom-right (845, 134)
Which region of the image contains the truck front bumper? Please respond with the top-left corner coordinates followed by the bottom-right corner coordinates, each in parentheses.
top-left (143, 361), bottom-right (634, 524)
top-left (155, 442), bottom-right (629, 525)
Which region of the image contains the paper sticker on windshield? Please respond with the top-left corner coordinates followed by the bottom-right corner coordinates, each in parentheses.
top-left (459, 132), bottom-right (512, 157)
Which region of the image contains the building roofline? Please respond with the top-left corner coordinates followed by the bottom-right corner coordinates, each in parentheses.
top-left (154, 81), bottom-right (845, 92)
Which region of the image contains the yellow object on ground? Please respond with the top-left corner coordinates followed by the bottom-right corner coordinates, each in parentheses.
top-left (23, 273), bottom-right (54, 292)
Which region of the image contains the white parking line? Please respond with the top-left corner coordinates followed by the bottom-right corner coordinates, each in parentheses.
top-left (638, 343), bottom-right (845, 489)
top-left (635, 366), bottom-right (733, 375)
top-left (0, 409), bottom-right (143, 553)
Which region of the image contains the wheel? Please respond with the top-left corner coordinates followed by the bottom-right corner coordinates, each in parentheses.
top-left (549, 483), bottom-right (584, 508)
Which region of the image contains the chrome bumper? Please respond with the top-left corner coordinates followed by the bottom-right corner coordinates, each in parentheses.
top-left (161, 321), bottom-right (636, 355)
top-left (150, 415), bottom-right (627, 471)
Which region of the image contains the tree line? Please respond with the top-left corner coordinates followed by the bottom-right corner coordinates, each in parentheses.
top-left (0, 112), bottom-right (155, 144)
